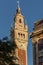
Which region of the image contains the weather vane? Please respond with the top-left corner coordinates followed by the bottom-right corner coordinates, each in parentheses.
top-left (17, 0), bottom-right (20, 7)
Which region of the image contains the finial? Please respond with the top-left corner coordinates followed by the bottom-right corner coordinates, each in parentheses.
top-left (17, 0), bottom-right (20, 8)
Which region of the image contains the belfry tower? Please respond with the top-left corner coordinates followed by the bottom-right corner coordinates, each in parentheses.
top-left (11, 3), bottom-right (28, 65)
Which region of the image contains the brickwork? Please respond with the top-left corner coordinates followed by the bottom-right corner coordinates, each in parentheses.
top-left (18, 49), bottom-right (26, 65)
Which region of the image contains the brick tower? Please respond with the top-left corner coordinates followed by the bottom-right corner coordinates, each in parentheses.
top-left (11, 4), bottom-right (28, 65)
top-left (30, 20), bottom-right (43, 65)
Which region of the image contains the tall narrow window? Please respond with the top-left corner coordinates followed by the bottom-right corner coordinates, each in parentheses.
top-left (18, 33), bottom-right (20, 37)
top-left (19, 19), bottom-right (22, 23)
top-left (21, 33), bottom-right (22, 37)
top-left (38, 39), bottom-right (43, 51)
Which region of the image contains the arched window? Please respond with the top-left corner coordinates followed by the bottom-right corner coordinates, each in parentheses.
top-left (21, 33), bottom-right (22, 37)
top-left (19, 19), bottom-right (22, 23)
top-left (18, 33), bottom-right (25, 38)
top-left (18, 33), bottom-right (20, 37)
top-left (23, 34), bottom-right (25, 38)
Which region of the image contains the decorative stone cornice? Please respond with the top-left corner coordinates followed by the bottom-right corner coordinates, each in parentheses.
top-left (30, 29), bottom-right (43, 38)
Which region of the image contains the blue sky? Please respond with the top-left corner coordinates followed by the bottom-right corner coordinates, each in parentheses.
top-left (0, 0), bottom-right (43, 65)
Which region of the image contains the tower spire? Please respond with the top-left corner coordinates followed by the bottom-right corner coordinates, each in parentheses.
top-left (16, 0), bottom-right (21, 13)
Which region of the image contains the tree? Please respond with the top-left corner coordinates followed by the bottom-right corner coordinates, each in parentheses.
top-left (0, 37), bottom-right (20, 65)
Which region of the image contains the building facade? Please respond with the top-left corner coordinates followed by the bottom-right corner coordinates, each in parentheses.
top-left (30, 20), bottom-right (43, 65)
top-left (10, 5), bottom-right (28, 65)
